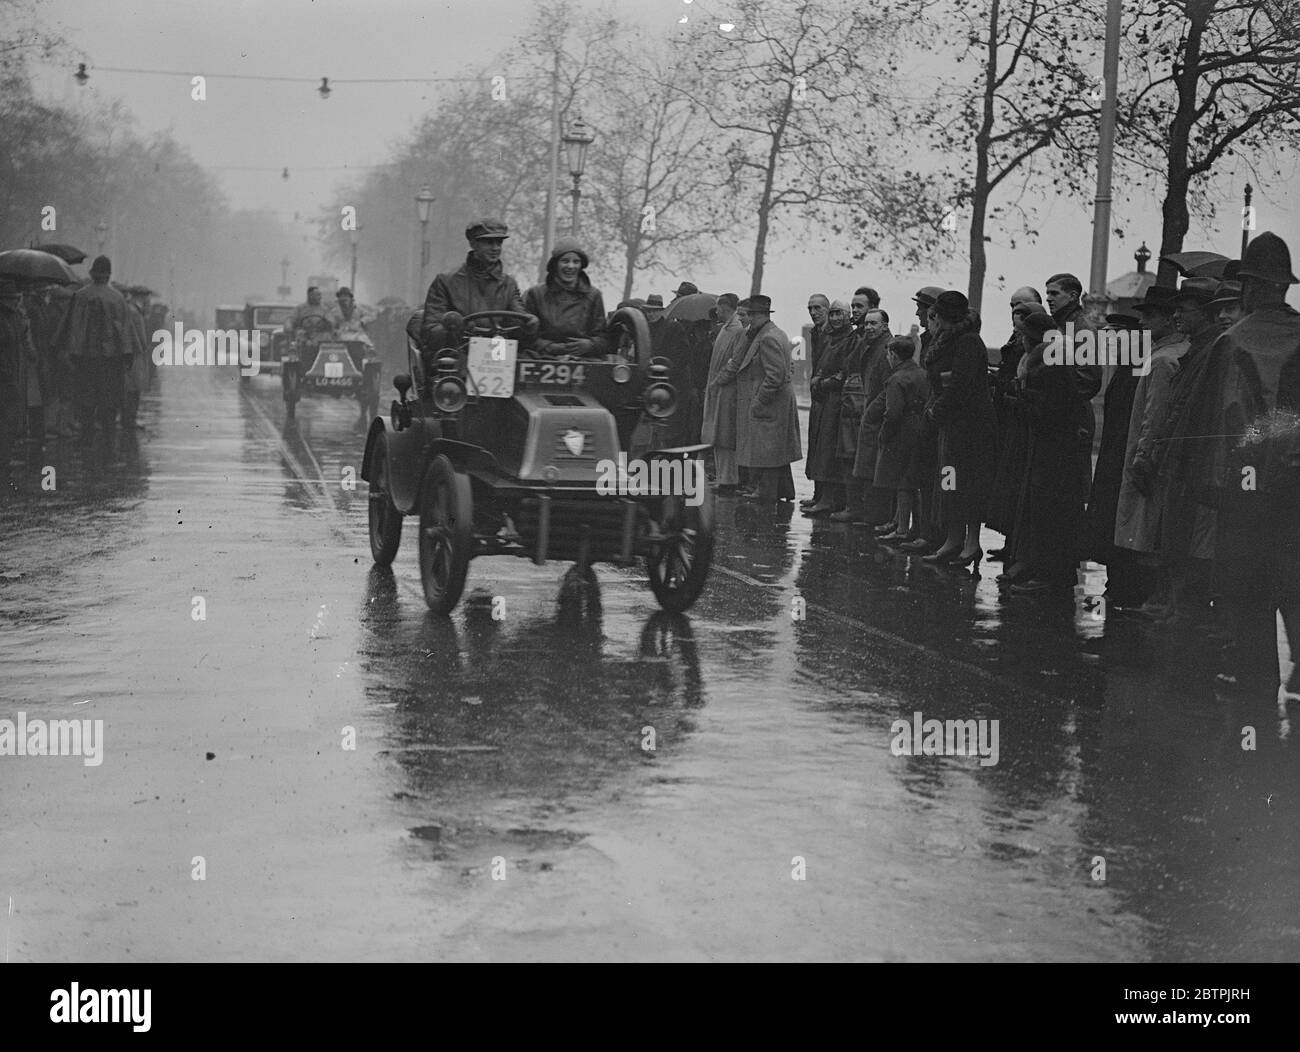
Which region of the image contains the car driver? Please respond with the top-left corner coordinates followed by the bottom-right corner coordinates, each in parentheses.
top-left (286, 286), bottom-right (335, 339)
top-left (417, 218), bottom-right (537, 360)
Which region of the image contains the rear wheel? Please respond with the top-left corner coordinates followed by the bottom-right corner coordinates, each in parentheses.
top-left (644, 483), bottom-right (714, 613)
top-left (367, 435), bottom-right (403, 566)
top-left (418, 455), bottom-right (473, 615)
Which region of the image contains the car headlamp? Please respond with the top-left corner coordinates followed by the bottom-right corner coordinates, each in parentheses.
top-left (643, 381), bottom-right (677, 419)
top-left (433, 376), bottom-right (468, 413)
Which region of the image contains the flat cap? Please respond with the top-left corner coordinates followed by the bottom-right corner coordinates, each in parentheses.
top-left (465, 217), bottom-right (509, 241)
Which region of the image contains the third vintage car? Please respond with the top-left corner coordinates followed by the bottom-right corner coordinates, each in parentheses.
top-left (278, 313), bottom-right (382, 424)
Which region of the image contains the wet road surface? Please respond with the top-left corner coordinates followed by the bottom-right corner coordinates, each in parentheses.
top-left (1, 366), bottom-right (1297, 961)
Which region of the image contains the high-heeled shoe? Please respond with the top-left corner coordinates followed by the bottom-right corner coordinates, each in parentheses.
top-left (877, 530), bottom-right (916, 545)
top-left (946, 547), bottom-right (983, 570)
top-left (899, 537), bottom-right (935, 553)
top-left (921, 543), bottom-right (962, 564)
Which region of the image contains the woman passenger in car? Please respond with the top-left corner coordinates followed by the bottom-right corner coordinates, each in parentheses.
top-left (524, 238), bottom-right (611, 358)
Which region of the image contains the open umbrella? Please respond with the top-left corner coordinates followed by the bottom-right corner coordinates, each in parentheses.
top-left (34, 242), bottom-right (88, 264)
top-left (1160, 251), bottom-right (1229, 278)
top-left (0, 248), bottom-right (80, 285)
top-left (664, 291), bottom-right (717, 323)
top-left (1186, 257), bottom-right (1235, 279)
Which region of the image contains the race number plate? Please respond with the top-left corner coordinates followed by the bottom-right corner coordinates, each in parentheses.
top-left (467, 336), bottom-right (517, 398)
top-left (517, 361), bottom-right (587, 386)
top-left (324, 361), bottom-right (344, 378)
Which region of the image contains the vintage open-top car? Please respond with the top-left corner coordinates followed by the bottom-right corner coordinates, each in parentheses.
top-left (360, 306), bottom-right (714, 616)
top-left (279, 313), bottom-right (382, 423)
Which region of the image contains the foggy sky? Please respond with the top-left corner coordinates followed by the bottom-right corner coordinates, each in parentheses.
top-left (33, 0), bottom-right (1300, 334)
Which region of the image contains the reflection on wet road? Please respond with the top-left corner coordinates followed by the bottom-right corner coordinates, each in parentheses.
top-left (1, 368), bottom-right (1296, 961)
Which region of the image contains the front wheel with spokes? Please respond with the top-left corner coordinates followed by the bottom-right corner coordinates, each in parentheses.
top-left (643, 484), bottom-right (714, 613)
top-left (418, 455), bottom-right (473, 615)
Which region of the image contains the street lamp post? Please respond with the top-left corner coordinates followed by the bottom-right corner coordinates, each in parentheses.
top-left (563, 117), bottom-right (595, 237)
top-left (415, 186), bottom-right (435, 300)
top-left (1241, 183), bottom-right (1253, 258)
top-left (350, 226), bottom-right (359, 293)
top-left (279, 257), bottom-right (291, 299)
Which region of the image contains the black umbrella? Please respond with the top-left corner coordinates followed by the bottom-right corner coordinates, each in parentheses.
top-left (1160, 250), bottom-right (1229, 278)
top-left (664, 291), bottom-right (717, 323)
top-left (34, 242), bottom-right (88, 264)
top-left (0, 249), bottom-right (80, 285)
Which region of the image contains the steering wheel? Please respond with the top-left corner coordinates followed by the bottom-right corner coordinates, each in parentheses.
top-left (460, 310), bottom-right (535, 339)
top-left (299, 314), bottom-right (333, 337)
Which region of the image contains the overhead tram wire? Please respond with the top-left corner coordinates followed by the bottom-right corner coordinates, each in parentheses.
top-left (73, 65), bottom-right (548, 86)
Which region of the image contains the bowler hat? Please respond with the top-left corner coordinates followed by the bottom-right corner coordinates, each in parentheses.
top-left (912, 286), bottom-right (943, 307)
top-left (1172, 276), bottom-right (1220, 305)
top-left (740, 294), bottom-right (772, 313)
top-left (465, 217), bottom-right (509, 241)
top-left (1238, 231), bottom-right (1297, 285)
top-left (1133, 285), bottom-right (1178, 312)
top-left (933, 290), bottom-right (969, 323)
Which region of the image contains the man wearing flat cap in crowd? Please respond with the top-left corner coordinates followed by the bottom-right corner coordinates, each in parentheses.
top-left (714, 294), bottom-right (801, 502)
top-left (415, 217), bottom-right (536, 382)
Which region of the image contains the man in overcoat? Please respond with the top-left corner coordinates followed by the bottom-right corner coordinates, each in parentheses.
top-left (55, 255), bottom-right (133, 446)
top-left (715, 295), bottom-right (801, 502)
top-left (1114, 286), bottom-right (1187, 615)
top-left (702, 293), bottom-right (745, 490)
top-left (1198, 232), bottom-right (1300, 695)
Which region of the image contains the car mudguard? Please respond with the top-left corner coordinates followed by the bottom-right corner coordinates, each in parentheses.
top-left (387, 418), bottom-right (441, 515)
top-left (360, 416), bottom-right (387, 484)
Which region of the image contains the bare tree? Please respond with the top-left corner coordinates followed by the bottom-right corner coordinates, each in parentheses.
top-left (917, 0), bottom-right (1103, 311)
top-left (1119, 0), bottom-right (1300, 285)
top-left (669, 0), bottom-right (939, 294)
top-left (584, 46), bottom-right (738, 300)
